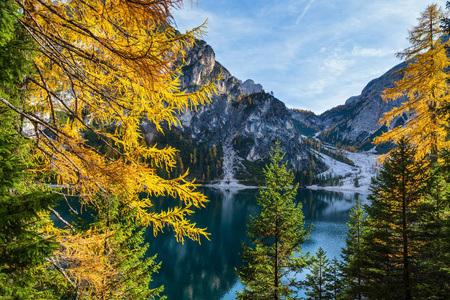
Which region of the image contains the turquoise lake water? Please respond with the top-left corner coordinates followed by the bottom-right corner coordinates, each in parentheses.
top-left (146, 188), bottom-right (368, 300)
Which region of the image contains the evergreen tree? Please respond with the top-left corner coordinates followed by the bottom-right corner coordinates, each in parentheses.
top-left (340, 199), bottom-right (367, 300)
top-left (303, 247), bottom-right (331, 300)
top-left (236, 141), bottom-right (311, 299)
top-left (361, 139), bottom-right (429, 299)
top-left (353, 176), bottom-right (359, 188)
top-left (0, 115), bottom-right (64, 298)
top-left (324, 258), bottom-right (344, 300)
top-left (0, 0), bottom-right (218, 294)
top-left (64, 196), bottom-right (164, 299)
top-left (0, 1), bottom-right (67, 296)
top-left (413, 151), bottom-right (450, 298)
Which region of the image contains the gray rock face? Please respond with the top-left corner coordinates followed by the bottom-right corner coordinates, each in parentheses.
top-left (180, 40), bottom-right (243, 99)
top-left (230, 93), bottom-right (309, 168)
top-left (345, 96), bottom-right (360, 106)
top-left (290, 109), bottom-right (324, 132)
top-left (140, 35), bottom-right (414, 183)
top-left (240, 79), bottom-right (263, 94)
top-left (143, 39), bottom-right (312, 173)
top-left (291, 62), bottom-right (409, 149)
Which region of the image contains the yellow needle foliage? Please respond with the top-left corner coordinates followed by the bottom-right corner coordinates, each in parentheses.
top-left (2, 0), bottom-right (220, 296)
top-left (6, 0), bottom-right (219, 242)
top-left (374, 4), bottom-right (450, 161)
top-left (56, 229), bottom-right (118, 298)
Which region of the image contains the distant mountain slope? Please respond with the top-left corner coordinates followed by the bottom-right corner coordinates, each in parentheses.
top-left (240, 79), bottom-right (263, 94)
top-left (291, 62), bottom-right (409, 152)
top-left (139, 37), bottom-right (416, 185)
top-left (141, 40), bottom-right (320, 185)
top-left (178, 40), bottom-right (312, 168)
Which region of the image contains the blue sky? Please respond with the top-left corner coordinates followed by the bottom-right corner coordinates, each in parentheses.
top-left (173, 0), bottom-right (448, 114)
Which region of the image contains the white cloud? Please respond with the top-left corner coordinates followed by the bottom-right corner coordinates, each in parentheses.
top-left (307, 79), bottom-right (328, 95)
top-left (296, 0), bottom-right (316, 24)
top-left (351, 46), bottom-right (395, 58)
top-left (323, 57), bottom-right (353, 73)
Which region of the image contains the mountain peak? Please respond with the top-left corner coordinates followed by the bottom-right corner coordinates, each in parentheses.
top-left (240, 79), bottom-right (263, 94)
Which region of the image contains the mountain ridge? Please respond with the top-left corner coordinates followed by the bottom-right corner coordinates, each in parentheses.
top-left (141, 40), bottom-right (322, 185)
top-left (142, 37), bottom-right (409, 185)
top-left (291, 61), bottom-right (409, 152)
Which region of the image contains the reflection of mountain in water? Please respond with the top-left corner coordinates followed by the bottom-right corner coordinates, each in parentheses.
top-left (299, 189), bottom-right (367, 222)
top-left (52, 188), bottom-right (362, 300)
top-left (146, 188), bottom-right (363, 300)
top-left (147, 188), bottom-right (259, 300)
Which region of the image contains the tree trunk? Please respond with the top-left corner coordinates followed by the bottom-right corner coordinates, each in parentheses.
top-left (274, 222), bottom-right (279, 300)
top-left (402, 174), bottom-right (411, 300)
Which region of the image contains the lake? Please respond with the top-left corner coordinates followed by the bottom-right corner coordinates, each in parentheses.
top-left (147, 187), bottom-right (368, 300)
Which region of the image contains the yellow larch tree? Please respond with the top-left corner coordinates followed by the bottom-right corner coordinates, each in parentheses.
top-left (0, 0), bottom-right (219, 297)
top-left (374, 4), bottom-right (450, 160)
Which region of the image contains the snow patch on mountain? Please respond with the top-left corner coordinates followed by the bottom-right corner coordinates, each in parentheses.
top-left (309, 150), bottom-right (379, 194)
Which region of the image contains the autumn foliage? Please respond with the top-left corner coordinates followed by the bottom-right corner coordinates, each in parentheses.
top-left (375, 4), bottom-right (450, 160)
top-left (0, 0), bottom-right (218, 297)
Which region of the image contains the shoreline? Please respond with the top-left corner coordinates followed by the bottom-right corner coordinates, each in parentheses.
top-left (202, 182), bottom-right (372, 196)
top-left (202, 182), bottom-right (258, 191)
top-left (307, 184), bottom-right (371, 195)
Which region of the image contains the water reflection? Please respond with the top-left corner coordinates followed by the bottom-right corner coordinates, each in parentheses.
top-left (148, 188), bottom-right (366, 300)
top-left (147, 188), bottom-right (256, 300)
top-left (299, 189), bottom-right (367, 221)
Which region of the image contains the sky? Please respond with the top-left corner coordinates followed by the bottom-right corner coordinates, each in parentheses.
top-left (173, 0), bottom-right (448, 114)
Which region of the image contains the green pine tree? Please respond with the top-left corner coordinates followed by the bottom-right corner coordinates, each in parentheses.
top-left (340, 198), bottom-right (367, 300)
top-left (236, 141), bottom-right (311, 300)
top-left (0, 2), bottom-right (68, 297)
top-left (413, 151), bottom-right (450, 298)
top-left (361, 138), bottom-right (429, 299)
top-left (303, 247), bottom-right (331, 300)
top-left (323, 257), bottom-right (344, 300)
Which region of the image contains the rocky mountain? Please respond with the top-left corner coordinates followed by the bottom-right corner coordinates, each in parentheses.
top-left (140, 36), bottom-right (414, 185)
top-left (240, 79), bottom-right (263, 94)
top-left (291, 62), bottom-right (409, 152)
top-left (141, 40), bottom-right (319, 185)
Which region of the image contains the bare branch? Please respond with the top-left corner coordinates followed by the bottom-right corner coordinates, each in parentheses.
top-left (45, 257), bottom-right (76, 288)
top-left (50, 208), bottom-right (74, 231)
